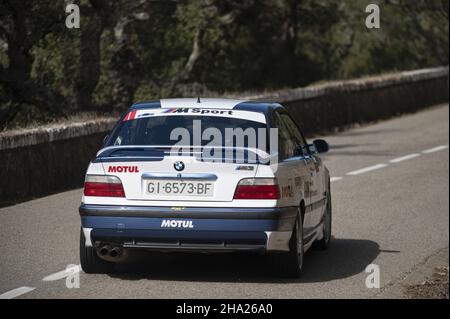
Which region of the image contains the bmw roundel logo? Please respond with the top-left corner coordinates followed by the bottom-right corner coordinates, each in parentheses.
top-left (174, 161), bottom-right (185, 172)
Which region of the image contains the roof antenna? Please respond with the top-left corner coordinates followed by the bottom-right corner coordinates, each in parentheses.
top-left (197, 96), bottom-right (201, 103)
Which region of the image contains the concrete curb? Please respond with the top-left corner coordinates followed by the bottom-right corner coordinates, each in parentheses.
top-left (245, 66), bottom-right (449, 103)
top-left (0, 118), bottom-right (117, 150)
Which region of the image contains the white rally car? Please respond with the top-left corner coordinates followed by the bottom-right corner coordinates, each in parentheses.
top-left (79, 98), bottom-right (331, 277)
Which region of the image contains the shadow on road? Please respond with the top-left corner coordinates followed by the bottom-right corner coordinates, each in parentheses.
top-left (109, 238), bottom-right (383, 284)
top-left (328, 143), bottom-right (378, 149)
top-left (325, 150), bottom-right (394, 157)
top-left (319, 142), bottom-right (395, 158)
top-left (334, 128), bottom-right (402, 137)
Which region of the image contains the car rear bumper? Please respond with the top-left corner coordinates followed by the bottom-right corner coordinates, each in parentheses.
top-left (79, 204), bottom-right (297, 252)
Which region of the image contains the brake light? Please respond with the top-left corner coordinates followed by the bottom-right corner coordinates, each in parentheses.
top-left (84, 175), bottom-right (125, 197)
top-left (233, 178), bottom-right (279, 200)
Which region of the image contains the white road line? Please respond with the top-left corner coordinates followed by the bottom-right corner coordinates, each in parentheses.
top-left (330, 177), bottom-right (343, 182)
top-left (0, 287), bottom-right (35, 299)
top-left (422, 145), bottom-right (448, 154)
top-left (346, 164), bottom-right (388, 176)
top-left (389, 153), bottom-right (421, 163)
top-left (42, 265), bottom-right (81, 282)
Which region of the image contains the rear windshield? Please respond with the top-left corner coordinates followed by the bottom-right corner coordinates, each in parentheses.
top-left (107, 114), bottom-right (268, 150)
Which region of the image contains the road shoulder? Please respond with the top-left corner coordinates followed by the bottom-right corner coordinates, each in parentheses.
top-left (374, 247), bottom-right (449, 299)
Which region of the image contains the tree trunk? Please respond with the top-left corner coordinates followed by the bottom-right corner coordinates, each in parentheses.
top-left (75, 1), bottom-right (109, 111)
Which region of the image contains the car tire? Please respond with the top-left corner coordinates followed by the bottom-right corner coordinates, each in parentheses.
top-left (79, 228), bottom-right (115, 274)
top-left (272, 213), bottom-right (304, 278)
top-left (315, 187), bottom-right (332, 250)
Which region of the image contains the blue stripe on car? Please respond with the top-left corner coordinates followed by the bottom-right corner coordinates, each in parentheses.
top-left (81, 216), bottom-right (285, 232)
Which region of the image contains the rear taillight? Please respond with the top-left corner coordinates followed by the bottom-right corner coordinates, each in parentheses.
top-left (84, 175), bottom-right (125, 197)
top-left (233, 178), bottom-right (279, 200)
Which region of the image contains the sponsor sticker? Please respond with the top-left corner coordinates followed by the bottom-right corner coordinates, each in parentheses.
top-left (161, 220), bottom-right (194, 228)
top-left (121, 108), bottom-right (266, 123)
top-left (108, 165), bottom-right (139, 173)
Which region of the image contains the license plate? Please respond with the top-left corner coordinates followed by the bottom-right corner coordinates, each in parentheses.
top-left (145, 180), bottom-right (214, 197)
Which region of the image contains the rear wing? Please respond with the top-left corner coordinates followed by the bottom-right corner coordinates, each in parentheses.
top-left (95, 145), bottom-right (277, 164)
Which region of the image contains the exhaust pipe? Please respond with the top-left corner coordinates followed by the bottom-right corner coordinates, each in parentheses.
top-left (109, 246), bottom-right (122, 258)
top-left (96, 244), bottom-right (126, 262)
top-left (99, 245), bottom-right (112, 256)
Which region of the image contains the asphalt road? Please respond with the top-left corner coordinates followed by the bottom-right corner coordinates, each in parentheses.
top-left (0, 104), bottom-right (448, 299)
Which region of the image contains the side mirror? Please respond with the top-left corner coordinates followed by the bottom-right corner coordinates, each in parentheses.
top-left (313, 139), bottom-right (329, 153)
top-left (103, 134), bottom-right (109, 144)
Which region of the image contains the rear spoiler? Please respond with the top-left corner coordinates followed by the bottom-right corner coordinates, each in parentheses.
top-left (95, 145), bottom-right (277, 164)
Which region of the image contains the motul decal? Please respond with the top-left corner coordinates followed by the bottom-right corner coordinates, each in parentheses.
top-left (108, 166), bottom-right (139, 173)
top-left (161, 220), bottom-right (194, 228)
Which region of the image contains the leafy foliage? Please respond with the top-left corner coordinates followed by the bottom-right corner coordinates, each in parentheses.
top-left (0, 0), bottom-right (448, 128)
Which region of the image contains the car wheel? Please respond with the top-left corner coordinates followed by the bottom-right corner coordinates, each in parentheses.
top-left (272, 213), bottom-right (304, 278)
top-left (315, 189), bottom-right (332, 250)
top-left (79, 228), bottom-right (115, 274)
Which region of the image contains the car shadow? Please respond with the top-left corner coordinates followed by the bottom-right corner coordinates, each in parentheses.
top-left (333, 128), bottom-right (402, 137)
top-left (324, 151), bottom-right (394, 157)
top-left (320, 142), bottom-right (394, 158)
top-left (109, 238), bottom-right (384, 284)
top-left (326, 143), bottom-right (378, 150)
